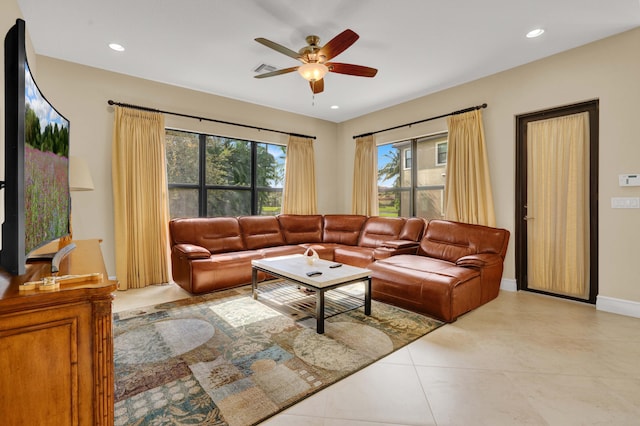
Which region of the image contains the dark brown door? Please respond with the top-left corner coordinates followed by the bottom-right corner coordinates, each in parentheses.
top-left (515, 100), bottom-right (599, 303)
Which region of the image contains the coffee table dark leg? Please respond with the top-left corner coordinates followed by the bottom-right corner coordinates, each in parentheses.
top-left (316, 289), bottom-right (325, 334)
top-left (365, 277), bottom-right (371, 315)
top-left (252, 268), bottom-right (258, 300)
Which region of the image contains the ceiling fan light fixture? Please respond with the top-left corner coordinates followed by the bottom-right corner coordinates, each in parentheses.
top-left (298, 62), bottom-right (328, 82)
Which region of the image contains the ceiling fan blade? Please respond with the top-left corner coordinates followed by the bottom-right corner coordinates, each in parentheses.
top-left (317, 29), bottom-right (359, 61)
top-left (310, 79), bottom-right (324, 94)
top-left (255, 37), bottom-right (304, 62)
top-left (327, 62), bottom-right (378, 77)
top-left (254, 66), bottom-right (299, 79)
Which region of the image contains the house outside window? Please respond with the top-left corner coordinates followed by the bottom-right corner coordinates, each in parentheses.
top-left (377, 133), bottom-right (448, 219)
top-left (165, 129), bottom-right (286, 218)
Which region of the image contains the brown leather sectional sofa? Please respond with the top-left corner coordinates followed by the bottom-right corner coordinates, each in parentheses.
top-left (169, 215), bottom-right (509, 322)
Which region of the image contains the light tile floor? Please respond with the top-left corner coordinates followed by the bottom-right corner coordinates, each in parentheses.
top-left (113, 284), bottom-right (640, 426)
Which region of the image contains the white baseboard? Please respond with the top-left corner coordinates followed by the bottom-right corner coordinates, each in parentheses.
top-left (500, 278), bottom-right (517, 292)
top-left (499, 279), bottom-right (640, 319)
top-left (596, 295), bottom-right (640, 319)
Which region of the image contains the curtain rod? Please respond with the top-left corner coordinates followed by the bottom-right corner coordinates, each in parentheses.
top-left (353, 103), bottom-right (487, 139)
top-left (107, 100), bottom-right (316, 140)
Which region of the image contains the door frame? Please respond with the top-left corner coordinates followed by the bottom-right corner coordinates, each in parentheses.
top-left (515, 100), bottom-right (599, 303)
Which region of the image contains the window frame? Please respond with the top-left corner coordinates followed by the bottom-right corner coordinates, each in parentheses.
top-left (166, 129), bottom-right (286, 217)
top-left (436, 141), bottom-right (448, 166)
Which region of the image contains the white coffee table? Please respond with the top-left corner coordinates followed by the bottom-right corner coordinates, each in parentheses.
top-left (251, 254), bottom-right (372, 334)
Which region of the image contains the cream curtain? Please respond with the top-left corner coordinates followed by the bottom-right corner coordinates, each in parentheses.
top-left (444, 109), bottom-right (496, 226)
top-left (282, 135), bottom-right (317, 214)
top-left (352, 135), bottom-right (379, 215)
top-left (112, 106), bottom-right (170, 290)
top-left (526, 112), bottom-right (590, 299)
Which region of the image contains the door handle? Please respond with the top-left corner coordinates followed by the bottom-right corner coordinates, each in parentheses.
top-left (524, 216), bottom-right (535, 220)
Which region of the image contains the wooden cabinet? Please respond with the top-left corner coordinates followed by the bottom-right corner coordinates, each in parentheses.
top-left (0, 239), bottom-right (117, 425)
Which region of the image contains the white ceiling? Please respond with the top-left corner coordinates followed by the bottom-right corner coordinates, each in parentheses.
top-left (16, 0), bottom-right (640, 123)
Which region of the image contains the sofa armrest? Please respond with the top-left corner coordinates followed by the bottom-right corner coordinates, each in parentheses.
top-left (374, 244), bottom-right (420, 260)
top-left (381, 240), bottom-right (420, 249)
top-left (456, 253), bottom-right (502, 268)
top-left (173, 243), bottom-right (211, 260)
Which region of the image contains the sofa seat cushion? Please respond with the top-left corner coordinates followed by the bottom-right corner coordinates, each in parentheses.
top-left (373, 255), bottom-right (479, 281)
top-left (259, 245), bottom-right (306, 258)
top-left (369, 254), bottom-right (481, 322)
top-left (333, 246), bottom-right (375, 268)
top-left (298, 243), bottom-right (340, 261)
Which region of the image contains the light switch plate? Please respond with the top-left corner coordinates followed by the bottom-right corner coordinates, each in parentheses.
top-left (611, 197), bottom-right (640, 208)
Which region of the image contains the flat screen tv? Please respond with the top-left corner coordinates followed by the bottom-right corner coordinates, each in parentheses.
top-left (1, 19), bottom-right (73, 275)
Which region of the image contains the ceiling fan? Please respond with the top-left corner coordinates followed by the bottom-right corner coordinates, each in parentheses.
top-left (254, 29), bottom-right (378, 94)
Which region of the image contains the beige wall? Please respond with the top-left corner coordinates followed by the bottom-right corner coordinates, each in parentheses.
top-left (339, 27), bottom-right (640, 304)
top-left (3, 0), bottom-right (640, 307)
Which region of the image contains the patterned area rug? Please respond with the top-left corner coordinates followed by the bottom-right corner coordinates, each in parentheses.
top-left (113, 283), bottom-right (443, 426)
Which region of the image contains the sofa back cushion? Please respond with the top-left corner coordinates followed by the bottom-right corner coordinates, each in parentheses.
top-left (169, 217), bottom-right (245, 254)
top-left (358, 217), bottom-right (406, 248)
top-left (418, 219), bottom-right (510, 262)
top-left (277, 214), bottom-right (323, 244)
top-left (399, 217), bottom-right (427, 241)
top-left (322, 215), bottom-right (367, 246)
top-left (238, 216), bottom-right (286, 249)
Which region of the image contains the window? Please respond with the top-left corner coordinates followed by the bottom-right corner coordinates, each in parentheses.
top-left (377, 133), bottom-right (447, 219)
top-left (436, 141), bottom-right (447, 165)
top-left (165, 129), bottom-right (286, 218)
top-left (403, 148), bottom-right (412, 169)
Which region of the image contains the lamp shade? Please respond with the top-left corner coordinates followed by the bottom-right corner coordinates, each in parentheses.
top-left (298, 62), bottom-right (328, 82)
top-left (69, 156), bottom-right (95, 191)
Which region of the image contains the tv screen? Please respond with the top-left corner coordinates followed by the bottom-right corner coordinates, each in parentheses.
top-left (24, 63), bottom-right (70, 254)
top-left (2, 19), bottom-right (71, 275)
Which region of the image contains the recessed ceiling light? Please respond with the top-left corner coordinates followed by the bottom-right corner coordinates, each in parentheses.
top-left (330, 105), bottom-right (340, 110)
top-left (109, 43), bottom-right (125, 52)
top-left (526, 28), bottom-right (545, 38)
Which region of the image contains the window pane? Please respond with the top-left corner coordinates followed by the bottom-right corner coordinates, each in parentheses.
top-left (416, 135), bottom-right (447, 186)
top-left (168, 188), bottom-right (199, 218)
top-left (437, 142), bottom-right (448, 165)
top-left (416, 188), bottom-right (445, 220)
top-left (166, 130), bottom-right (199, 184)
top-left (206, 136), bottom-right (251, 186)
top-left (378, 189), bottom-right (400, 217)
top-left (206, 189), bottom-right (251, 216)
top-left (257, 143), bottom-right (286, 189)
top-left (378, 144), bottom-right (401, 188)
top-left (399, 190), bottom-right (412, 217)
top-left (257, 189), bottom-right (282, 216)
